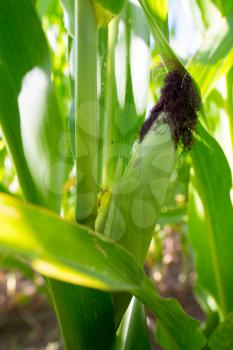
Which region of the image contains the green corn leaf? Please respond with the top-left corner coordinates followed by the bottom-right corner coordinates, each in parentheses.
top-left (0, 0), bottom-right (66, 212)
top-left (156, 320), bottom-right (179, 350)
top-left (188, 123), bottom-right (233, 317)
top-left (138, 0), bottom-right (180, 66)
top-left (188, 12), bottom-right (233, 100)
top-left (139, 0), bottom-right (169, 38)
top-left (47, 279), bottom-right (116, 350)
top-left (0, 193), bottom-right (143, 291)
top-left (0, 193), bottom-right (206, 350)
top-left (208, 311), bottom-right (233, 350)
top-left (116, 298), bottom-right (151, 350)
top-left (201, 85), bottom-right (233, 175)
top-left (202, 307), bottom-right (220, 339)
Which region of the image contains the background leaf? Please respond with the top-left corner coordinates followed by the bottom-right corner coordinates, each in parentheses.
top-left (208, 311), bottom-right (233, 350)
top-left (188, 123), bottom-right (233, 316)
top-left (0, 0), bottom-right (66, 211)
top-left (60, 0), bottom-right (75, 36)
top-left (188, 12), bottom-right (233, 100)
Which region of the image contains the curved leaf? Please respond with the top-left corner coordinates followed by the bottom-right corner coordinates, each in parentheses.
top-left (0, 193), bottom-right (206, 350)
top-left (116, 298), bottom-right (151, 350)
top-left (209, 311), bottom-right (233, 350)
top-left (138, 0), bottom-right (180, 66)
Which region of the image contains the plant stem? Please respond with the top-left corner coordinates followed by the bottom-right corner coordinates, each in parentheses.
top-left (100, 17), bottom-right (118, 188)
top-left (97, 26), bottom-right (108, 188)
top-left (75, 0), bottom-right (98, 227)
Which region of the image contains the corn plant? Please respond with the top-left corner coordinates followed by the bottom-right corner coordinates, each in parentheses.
top-left (0, 0), bottom-right (233, 349)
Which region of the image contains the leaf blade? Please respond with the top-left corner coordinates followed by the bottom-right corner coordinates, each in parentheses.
top-left (0, 193), bottom-right (206, 350)
top-left (208, 311), bottom-right (233, 350)
top-left (189, 123), bottom-right (233, 316)
top-left (0, 0), bottom-right (66, 211)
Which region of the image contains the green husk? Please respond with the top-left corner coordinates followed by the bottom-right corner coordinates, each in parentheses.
top-left (96, 116), bottom-right (176, 266)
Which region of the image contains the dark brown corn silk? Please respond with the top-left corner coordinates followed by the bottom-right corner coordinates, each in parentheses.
top-left (139, 68), bottom-right (201, 151)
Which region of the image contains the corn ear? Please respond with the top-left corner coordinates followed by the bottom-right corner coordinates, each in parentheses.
top-left (96, 116), bottom-right (176, 266)
top-left (91, 0), bottom-right (126, 26)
